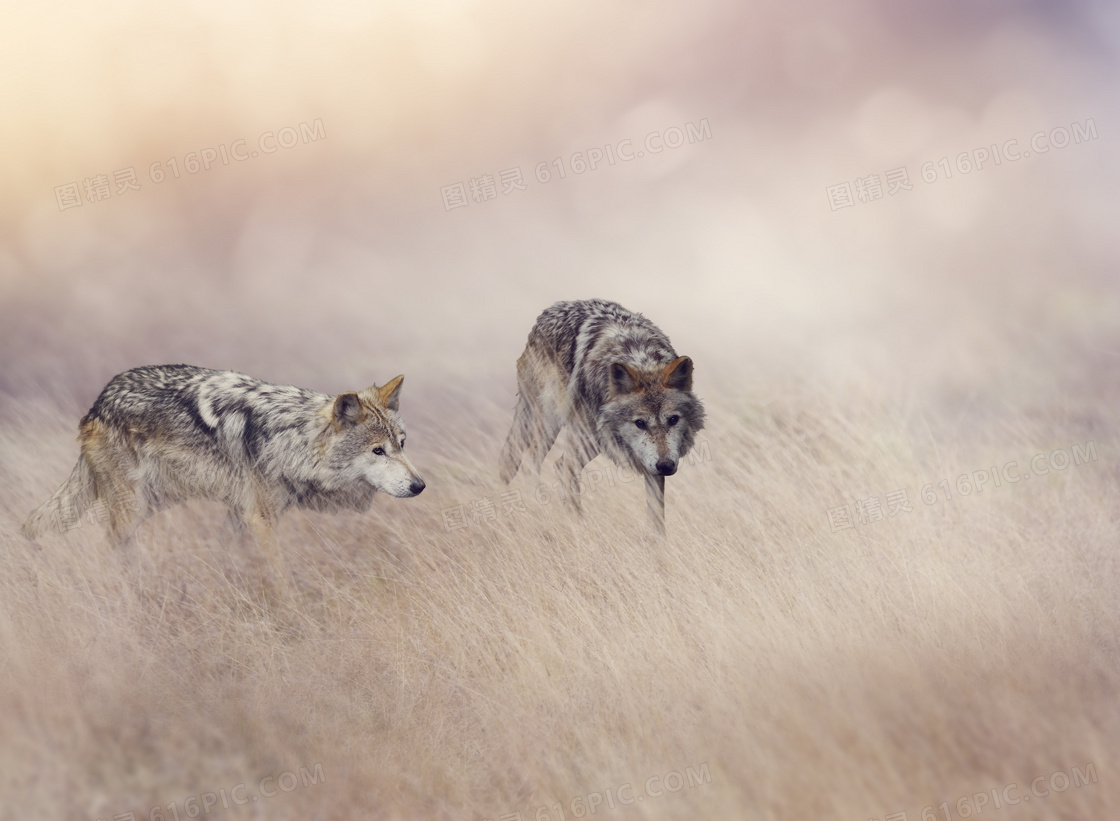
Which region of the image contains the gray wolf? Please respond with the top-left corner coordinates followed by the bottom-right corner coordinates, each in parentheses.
top-left (22, 365), bottom-right (425, 547)
top-left (499, 299), bottom-right (705, 533)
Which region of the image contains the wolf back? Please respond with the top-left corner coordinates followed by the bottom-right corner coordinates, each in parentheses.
top-left (531, 299), bottom-right (680, 422)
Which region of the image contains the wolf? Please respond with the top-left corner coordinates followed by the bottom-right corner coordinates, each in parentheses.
top-left (499, 299), bottom-right (705, 534)
top-left (22, 365), bottom-right (425, 547)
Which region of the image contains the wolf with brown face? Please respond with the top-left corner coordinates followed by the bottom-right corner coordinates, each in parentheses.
top-left (22, 365), bottom-right (425, 547)
top-left (500, 299), bottom-right (705, 534)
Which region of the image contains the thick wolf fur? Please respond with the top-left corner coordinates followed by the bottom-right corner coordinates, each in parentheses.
top-left (500, 299), bottom-right (705, 533)
top-left (22, 365), bottom-right (425, 546)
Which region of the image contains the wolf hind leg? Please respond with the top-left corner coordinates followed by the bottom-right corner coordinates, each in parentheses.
top-left (525, 409), bottom-right (563, 478)
top-left (500, 394), bottom-right (535, 483)
top-left (98, 476), bottom-right (146, 546)
top-left (644, 472), bottom-right (666, 536)
top-left (80, 425), bottom-right (159, 547)
top-left (555, 434), bottom-right (598, 514)
top-left (501, 346), bottom-right (565, 482)
top-left (501, 395), bottom-right (563, 483)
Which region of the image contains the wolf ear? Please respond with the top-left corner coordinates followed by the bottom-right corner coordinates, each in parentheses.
top-left (376, 375), bottom-right (404, 411)
top-left (609, 362), bottom-right (641, 395)
top-left (332, 392), bottom-right (365, 426)
top-left (662, 356), bottom-right (693, 391)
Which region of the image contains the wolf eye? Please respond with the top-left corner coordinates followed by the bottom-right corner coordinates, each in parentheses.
top-left (667, 415), bottom-right (680, 426)
top-left (372, 446), bottom-right (385, 455)
top-left (634, 419), bottom-right (647, 429)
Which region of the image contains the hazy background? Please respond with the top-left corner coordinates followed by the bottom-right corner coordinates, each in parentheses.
top-left (2, 0), bottom-right (1118, 404)
top-left (2, 0), bottom-right (1119, 818)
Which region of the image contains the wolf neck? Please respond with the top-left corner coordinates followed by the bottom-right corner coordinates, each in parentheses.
top-left (244, 393), bottom-right (338, 482)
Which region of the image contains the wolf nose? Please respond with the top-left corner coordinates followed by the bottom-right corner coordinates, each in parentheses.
top-left (409, 478), bottom-right (426, 496)
top-left (655, 459), bottom-right (677, 476)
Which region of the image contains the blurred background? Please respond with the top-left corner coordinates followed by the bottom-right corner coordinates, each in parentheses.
top-left (1, 0), bottom-right (1117, 411)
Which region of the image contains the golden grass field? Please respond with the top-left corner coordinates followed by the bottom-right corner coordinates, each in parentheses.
top-left (3, 361), bottom-right (1118, 819)
top-left (3, 0), bottom-right (1120, 818)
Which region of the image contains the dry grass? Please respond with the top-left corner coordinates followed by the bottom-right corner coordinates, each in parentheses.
top-left (3, 2), bottom-right (1119, 817)
top-left (2, 381), bottom-right (1117, 820)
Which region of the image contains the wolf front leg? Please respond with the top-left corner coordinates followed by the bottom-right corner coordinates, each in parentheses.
top-left (243, 504), bottom-right (296, 598)
top-left (245, 509), bottom-right (277, 550)
top-left (644, 472), bottom-right (666, 536)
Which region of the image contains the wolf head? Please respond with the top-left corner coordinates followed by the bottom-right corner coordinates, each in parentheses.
top-left (326, 375), bottom-right (426, 498)
top-left (596, 356), bottom-right (706, 476)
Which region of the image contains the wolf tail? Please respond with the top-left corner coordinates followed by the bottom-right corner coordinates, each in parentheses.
top-left (21, 455), bottom-right (98, 539)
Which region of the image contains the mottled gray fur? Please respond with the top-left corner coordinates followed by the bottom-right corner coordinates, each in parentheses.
top-left (500, 299), bottom-right (705, 533)
top-left (22, 365), bottom-right (425, 546)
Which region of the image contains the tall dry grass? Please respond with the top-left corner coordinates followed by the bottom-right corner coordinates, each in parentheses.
top-left (2, 377), bottom-right (1117, 819)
